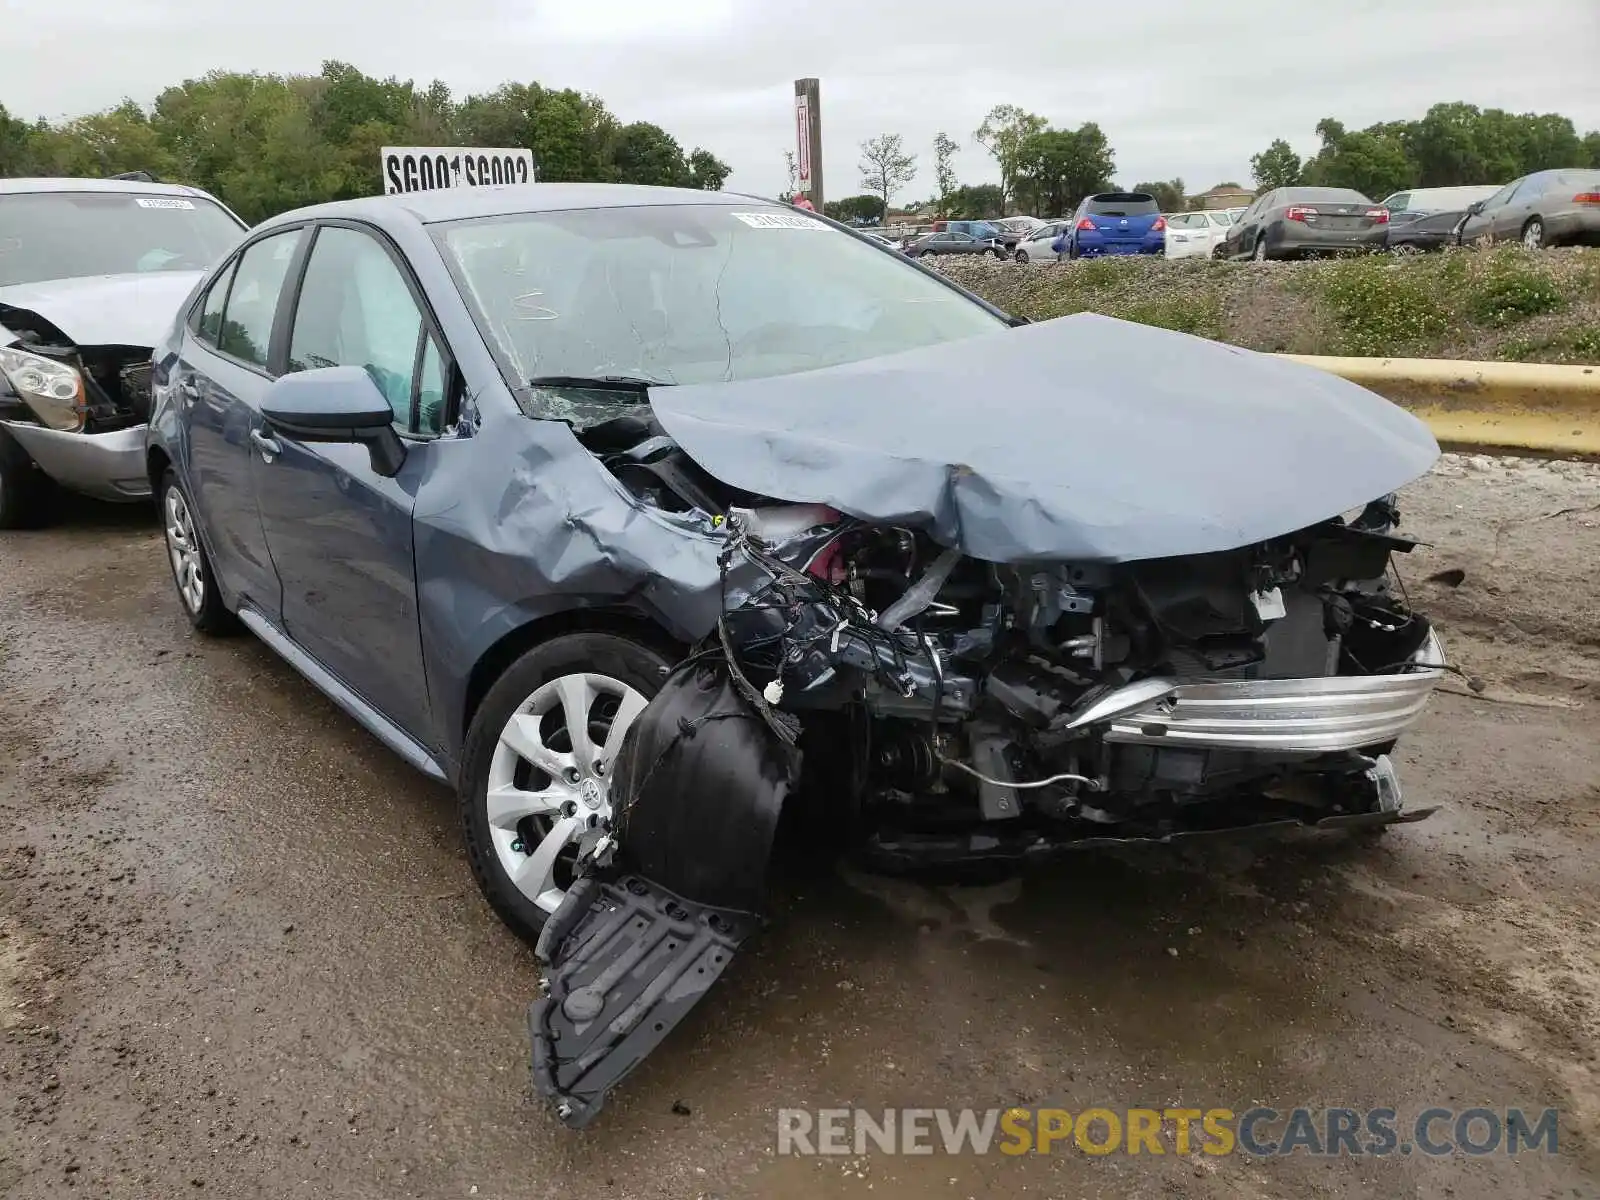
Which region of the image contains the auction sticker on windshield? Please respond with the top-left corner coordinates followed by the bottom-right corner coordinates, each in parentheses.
top-left (382, 146), bottom-right (536, 195)
top-left (135, 198), bottom-right (195, 210)
top-left (732, 212), bottom-right (828, 230)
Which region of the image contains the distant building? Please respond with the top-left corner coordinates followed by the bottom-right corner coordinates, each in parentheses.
top-left (1189, 184), bottom-right (1254, 210)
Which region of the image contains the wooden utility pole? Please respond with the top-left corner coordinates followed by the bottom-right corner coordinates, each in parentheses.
top-left (793, 78), bottom-right (823, 212)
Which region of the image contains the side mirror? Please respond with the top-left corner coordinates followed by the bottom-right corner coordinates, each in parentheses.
top-left (260, 366), bottom-right (407, 477)
top-left (1465, 201), bottom-right (1485, 215)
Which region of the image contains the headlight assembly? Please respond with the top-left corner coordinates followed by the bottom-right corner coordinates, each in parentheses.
top-left (0, 345), bottom-right (86, 432)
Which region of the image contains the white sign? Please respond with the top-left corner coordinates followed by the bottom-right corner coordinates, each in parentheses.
top-left (134, 197), bottom-right (195, 210)
top-left (733, 212), bottom-right (826, 230)
top-left (381, 146), bottom-right (536, 195)
top-left (795, 96), bottom-right (812, 192)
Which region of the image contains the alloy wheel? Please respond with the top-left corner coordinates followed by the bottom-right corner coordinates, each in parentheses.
top-left (163, 487), bottom-right (205, 614)
top-left (485, 672), bottom-right (649, 914)
top-left (1522, 220), bottom-right (1544, 251)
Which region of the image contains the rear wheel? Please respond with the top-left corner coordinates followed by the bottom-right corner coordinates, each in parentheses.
top-left (1521, 218), bottom-right (1545, 250)
top-left (459, 632), bottom-right (674, 943)
top-left (0, 428), bottom-right (54, 529)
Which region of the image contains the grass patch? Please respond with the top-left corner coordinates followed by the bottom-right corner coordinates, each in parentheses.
top-left (1461, 249), bottom-right (1567, 327)
top-left (1306, 257), bottom-right (1453, 356)
top-left (937, 247), bottom-right (1600, 364)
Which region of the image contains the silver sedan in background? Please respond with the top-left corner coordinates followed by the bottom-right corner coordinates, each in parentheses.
top-left (1456, 169), bottom-right (1600, 249)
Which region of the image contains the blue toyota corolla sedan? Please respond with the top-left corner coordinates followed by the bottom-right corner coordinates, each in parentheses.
top-left (145, 183), bottom-right (1447, 1126)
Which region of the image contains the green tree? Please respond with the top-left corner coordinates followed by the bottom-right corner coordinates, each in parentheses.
top-left (1301, 119), bottom-right (1413, 198)
top-left (686, 148), bottom-right (730, 190)
top-left (973, 104), bottom-right (1047, 209)
top-left (1132, 178), bottom-right (1186, 212)
top-left (944, 183), bottom-right (1004, 218)
top-left (932, 131), bottom-right (959, 215)
top-left (611, 122), bottom-right (689, 186)
top-left (1583, 130), bottom-right (1600, 169)
top-left (1014, 123), bottom-right (1115, 215)
top-left (1250, 139), bottom-right (1302, 189)
top-left (823, 194), bottom-right (885, 223)
top-left (0, 104), bottom-right (39, 175)
top-left (858, 133), bottom-right (917, 221)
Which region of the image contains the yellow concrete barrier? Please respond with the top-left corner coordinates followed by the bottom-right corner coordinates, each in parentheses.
top-left (1277, 355), bottom-right (1600, 459)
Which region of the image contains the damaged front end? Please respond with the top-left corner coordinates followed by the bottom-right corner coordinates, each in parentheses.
top-left (0, 301), bottom-right (158, 501)
top-left (531, 490), bottom-right (1448, 1125)
top-left (527, 314), bottom-right (1451, 1127)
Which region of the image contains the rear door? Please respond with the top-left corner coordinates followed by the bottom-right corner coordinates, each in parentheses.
top-left (250, 221), bottom-right (455, 749)
top-left (175, 226), bottom-right (308, 621)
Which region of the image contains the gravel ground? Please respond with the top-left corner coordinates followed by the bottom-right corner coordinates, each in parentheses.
top-left (2, 455), bottom-right (1598, 1199)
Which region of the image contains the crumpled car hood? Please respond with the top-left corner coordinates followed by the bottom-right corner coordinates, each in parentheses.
top-left (649, 313), bottom-right (1440, 563)
top-left (0, 271), bottom-right (203, 348)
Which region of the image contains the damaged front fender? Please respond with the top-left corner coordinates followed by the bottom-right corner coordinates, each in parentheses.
top-left (529, 660), bottom-right (799, 1127)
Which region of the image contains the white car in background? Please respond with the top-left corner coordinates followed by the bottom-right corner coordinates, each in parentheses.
top-left (1164, 210), bottom-right (1234, 259)
top-left (1011, 220), bottom-right (1068, 263)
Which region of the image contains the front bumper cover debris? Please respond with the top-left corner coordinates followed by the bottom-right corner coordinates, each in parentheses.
top-left (529, 874), bottom-right (759, 1129)
top-left (528, 660), bottom-right (799, 1128)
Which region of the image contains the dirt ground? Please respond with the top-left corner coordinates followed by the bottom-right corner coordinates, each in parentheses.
top-left (2, 454), bottom-right (1598, 1199)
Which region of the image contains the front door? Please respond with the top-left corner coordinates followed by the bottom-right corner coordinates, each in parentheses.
top-left (178, 227), bottom-right (307, 621)
top-left (250, 222), bottom-right (452, 750)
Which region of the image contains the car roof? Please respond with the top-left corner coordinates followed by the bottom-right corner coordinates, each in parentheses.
top-left (257, 183), bottom-right (775, 232)
top-left (0, 176), bottom-right (222, 200)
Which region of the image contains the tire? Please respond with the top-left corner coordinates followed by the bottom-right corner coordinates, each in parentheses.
top-left (0, 427), bottom-right (54, 530)
top-left (158, 468), bottom-right (237, 634)
top-left (1014, 249), bottom-right (1029, 264)
top-left (1521, 218), bottom-right (1544, 251)
top-left (459, 632), bottom-right (674, 943)
top-left (991, 247), bottom-right (1006, 260)
top-left (1066, 241), bottom-right (1080, 260)
top-left (1252, 237), bottom-right (1270, 262)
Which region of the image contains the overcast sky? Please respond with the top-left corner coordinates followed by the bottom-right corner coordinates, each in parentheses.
top-left (8, 0), bottom-right (1599, 202)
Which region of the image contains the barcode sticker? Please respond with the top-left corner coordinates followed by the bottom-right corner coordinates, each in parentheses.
top-left (134, 197), bottom-right (196, 210)
top-left (731, 212), bottom-right (826, 230)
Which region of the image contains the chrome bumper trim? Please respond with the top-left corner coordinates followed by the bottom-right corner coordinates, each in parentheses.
top-left (1066, 629), bottom-right (1447, 754)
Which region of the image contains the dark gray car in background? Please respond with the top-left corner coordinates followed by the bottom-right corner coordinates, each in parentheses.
top-left (1456, 168), bottom-right (1600, 249)
top-left (1219, 186), bottom-right (1391, 261)
top-left (145, 182), bottom-right (1448, 1128)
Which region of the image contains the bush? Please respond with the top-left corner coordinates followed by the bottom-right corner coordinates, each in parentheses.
top-left (1307, 258), bottom-right (1453, 357)
top-left (1463, 250), bottom-right (1567, 327)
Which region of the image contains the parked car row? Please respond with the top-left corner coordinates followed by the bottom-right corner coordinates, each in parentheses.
top-left (1215, 170), bottom-right (1600, 261)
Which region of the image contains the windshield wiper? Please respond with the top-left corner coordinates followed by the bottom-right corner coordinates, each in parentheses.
top-left (528, 374), bottom-right (673, 391)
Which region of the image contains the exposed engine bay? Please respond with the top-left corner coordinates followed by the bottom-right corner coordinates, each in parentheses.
top-left (531, 406), bottom-right (1448, 1128)
top-left (0, 301), bottom-right (155, 431)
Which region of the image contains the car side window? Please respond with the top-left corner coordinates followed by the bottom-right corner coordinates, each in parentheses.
top-left (288, 225), bottom-right (444, 436)
top-left (193, 258), bottom-right (238, 348)
top-left (217, 229), bottom-right (303, 370)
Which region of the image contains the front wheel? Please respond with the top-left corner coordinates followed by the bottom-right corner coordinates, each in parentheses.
top-left (1521, 218), bottom-right (1545, 250)
top-left (458, 632), bottom-right (674, 942)
top-left (1252, 237), bottom-right (1270, 261)
top-left (1014, 249), bottom-right (1029, 264)
top-left (991, 246), bottom-right (1006, 260)
top-left (159, 469), bottom-right (236, 634)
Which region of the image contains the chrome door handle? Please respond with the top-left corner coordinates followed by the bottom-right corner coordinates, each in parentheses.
top-left (250, 428), bottom-right (281, 462)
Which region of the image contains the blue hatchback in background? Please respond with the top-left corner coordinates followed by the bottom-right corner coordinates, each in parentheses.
top-left (1054, 191), bottom-right (1166, 258)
